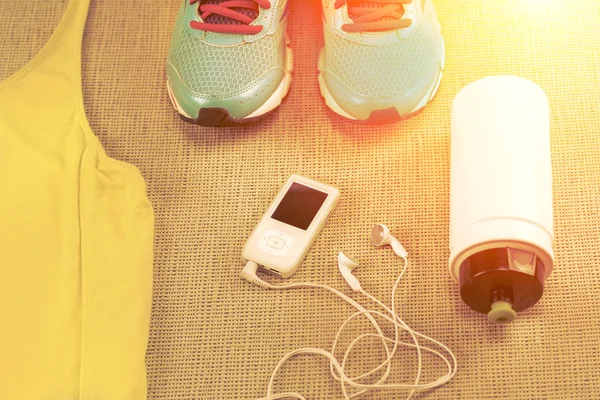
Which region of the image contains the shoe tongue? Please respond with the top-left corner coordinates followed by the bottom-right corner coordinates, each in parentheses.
top-left (200, 0), bottom-right (259, 25)
top-left (347, 0), bottom-right (397, 32)
top-left (346, 0), bottom-right (397, 24)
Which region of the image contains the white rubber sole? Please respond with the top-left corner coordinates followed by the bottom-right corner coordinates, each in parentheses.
top-left (167, 45), bottom-right (293, 122)
top-left (167, 78), bottom-right (191, 118)
top-left (318, 34), bottom-right (446, 122)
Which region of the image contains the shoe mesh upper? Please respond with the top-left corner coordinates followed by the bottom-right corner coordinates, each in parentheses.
top-left (324, 26), bottom-right (435, 100)
top-left (170, 28), bottom-right (284, 99)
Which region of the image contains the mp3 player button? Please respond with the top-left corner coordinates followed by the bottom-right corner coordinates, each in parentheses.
top-left (259, 230), bottom-right (294, 256)
top-left (267, 237), bottom-right (286, 250)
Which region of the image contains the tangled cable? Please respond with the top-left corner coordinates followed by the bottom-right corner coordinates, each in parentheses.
top-left (242, 257), bottom-right (457, 400)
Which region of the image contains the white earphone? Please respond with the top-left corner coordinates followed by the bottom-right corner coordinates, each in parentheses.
top-left (337, 252), bottom-right (362, 291)
top-left (242, 224), bottom-right (457, 400)
top-left (338, 223), bottom-right (409, 292)
top-left (371, 223), bottom-right (408, 258)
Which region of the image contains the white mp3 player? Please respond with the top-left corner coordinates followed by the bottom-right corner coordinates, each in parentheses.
top-left (242, 174), bottom-right (340, 278)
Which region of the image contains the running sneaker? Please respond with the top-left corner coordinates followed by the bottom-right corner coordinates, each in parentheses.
top-left (166, 0), bottom-right (292, 127)
top-left (319, 0), bottom-right (445, 124)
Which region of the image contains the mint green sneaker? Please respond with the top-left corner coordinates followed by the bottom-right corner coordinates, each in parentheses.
top-left (319, 0), bottom-right (445, 124)
top-left (166, 0), bottom-right (292, 127)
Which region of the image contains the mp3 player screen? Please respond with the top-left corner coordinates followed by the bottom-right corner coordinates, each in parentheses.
top-left (271, 183), bottom-right (328, 230)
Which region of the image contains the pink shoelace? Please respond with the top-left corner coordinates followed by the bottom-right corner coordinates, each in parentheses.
top-left (334, 0), bottom-right (412, 32)
top-left (189, 0), bottom-right (271, 34)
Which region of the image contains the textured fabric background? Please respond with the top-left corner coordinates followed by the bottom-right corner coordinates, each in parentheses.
top-left (2, 0), bottom-right (600, 399)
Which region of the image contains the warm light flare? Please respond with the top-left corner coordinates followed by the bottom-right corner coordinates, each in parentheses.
top-left (506, 0), bottom-right (566, 13)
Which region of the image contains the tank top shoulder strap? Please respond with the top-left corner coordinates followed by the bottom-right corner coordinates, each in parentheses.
top-left (0, 0), bottom-right (90, 104)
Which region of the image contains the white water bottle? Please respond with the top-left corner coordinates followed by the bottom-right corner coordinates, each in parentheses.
top-left (449, 76), bottom-right (555, 324)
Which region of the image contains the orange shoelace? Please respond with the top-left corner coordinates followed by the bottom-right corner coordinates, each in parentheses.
top-left (189, 0), bottom-right (271, 34)
top-left (334, 0), bottom-right (412, 33)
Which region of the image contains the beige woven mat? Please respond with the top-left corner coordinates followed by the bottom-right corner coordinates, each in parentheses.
top-left (2, 0), bottom-right (600, 398)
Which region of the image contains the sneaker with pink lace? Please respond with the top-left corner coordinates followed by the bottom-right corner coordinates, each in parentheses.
top-left (319, 0), bottom-right (445, 124)
top-left (167, 0), bottom-right (292, 126)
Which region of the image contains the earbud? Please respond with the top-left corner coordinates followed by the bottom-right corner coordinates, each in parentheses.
top-left (371, 224), bottom-right (408, 259)
top-left (338, 226), bottom-right (407, 292)
top-left (337, 252), bottom-right (362, 292)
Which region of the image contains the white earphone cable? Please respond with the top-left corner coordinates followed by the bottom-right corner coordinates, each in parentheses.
top-left (242, 258), bottom-right (457, 400)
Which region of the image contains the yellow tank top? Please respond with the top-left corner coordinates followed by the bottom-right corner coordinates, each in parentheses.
top-left (0, 1), bottom-right (154, 399)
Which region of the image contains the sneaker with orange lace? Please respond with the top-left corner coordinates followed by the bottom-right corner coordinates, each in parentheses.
top-left (166, 0), bottom-right (292, 127)
top-left (319, 0), bottom-right (445, 124)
